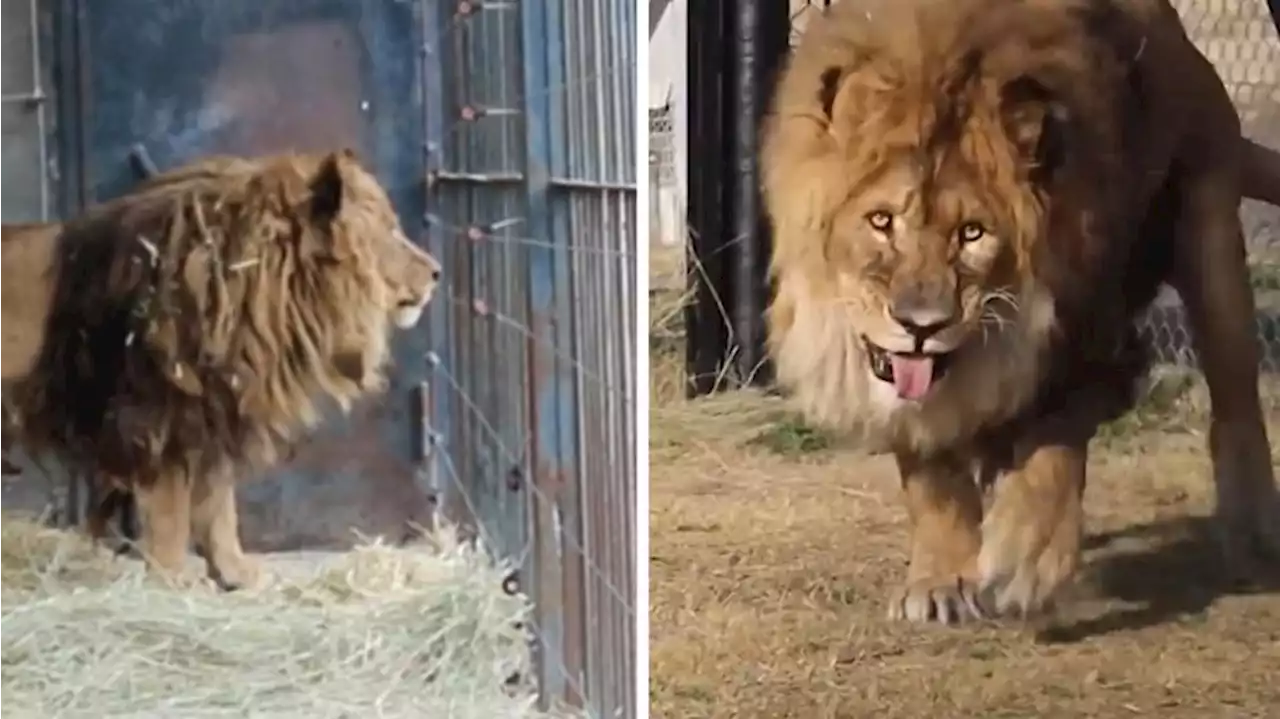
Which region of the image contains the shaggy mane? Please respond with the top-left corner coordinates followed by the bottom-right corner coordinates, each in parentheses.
top-left (13, 152), bottom-right (396, 484)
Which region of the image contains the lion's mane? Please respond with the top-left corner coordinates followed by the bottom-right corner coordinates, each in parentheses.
top-left (762, 0), bottom-right (1165, 451)
top-left (12, 151), bottom-right (398, 485)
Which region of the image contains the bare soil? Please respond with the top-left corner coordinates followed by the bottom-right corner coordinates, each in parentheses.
top-left (650, 390), bottom-right (1280, 719)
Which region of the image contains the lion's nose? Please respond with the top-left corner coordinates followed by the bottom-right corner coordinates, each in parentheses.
top-left (890, 292), bottom-right (957, 341)
top-left (431, 267), bottom-right (441, 281)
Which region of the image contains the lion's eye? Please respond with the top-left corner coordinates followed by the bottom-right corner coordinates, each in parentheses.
top-left (866, 211), bottom-right (893, 232)
top-left (958, 222), bottom-right (986, 243)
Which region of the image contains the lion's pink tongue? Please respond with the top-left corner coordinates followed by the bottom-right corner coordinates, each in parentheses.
top-left (890, 355), bottom-right (934, 400)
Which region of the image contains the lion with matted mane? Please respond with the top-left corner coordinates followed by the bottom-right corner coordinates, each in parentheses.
top-left (1, 149), bottom-right (440, 589)
top-left (763, 0), bottom-right (1280, 624)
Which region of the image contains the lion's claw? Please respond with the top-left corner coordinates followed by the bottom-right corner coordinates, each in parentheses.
top-left (976, 561), bottom-right (1063, 619)
top-left (888, 575), bottom-right (986, 624)
top-left (208, 552), bottom-right (262, 592)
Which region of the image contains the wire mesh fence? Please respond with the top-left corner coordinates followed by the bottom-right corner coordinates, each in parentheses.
top-left (648, 104), bottom-right (679, 246)
top-left (418, 1), bottom-right (637, 717)
top-left (652, 0), bottom-right (1280, 374)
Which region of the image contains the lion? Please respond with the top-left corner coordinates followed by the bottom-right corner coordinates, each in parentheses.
top-left (762, 0), bottom-right (1280, 624)
top-left (1, 149), bottom-right (441, 589)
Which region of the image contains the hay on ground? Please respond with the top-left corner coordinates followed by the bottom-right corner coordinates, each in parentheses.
top-left (0, 513), bottom-right (578, 719)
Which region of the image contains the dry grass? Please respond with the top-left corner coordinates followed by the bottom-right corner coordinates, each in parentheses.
top-left (648, 243), bottom-right (1280, 719)
top-left (0, 514), bottom-right (579, 719)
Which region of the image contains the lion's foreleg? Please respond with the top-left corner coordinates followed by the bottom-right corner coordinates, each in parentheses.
top-left (134, 474), bottom-right (192, 580)
top-left (191, 475), bottom-right (260, 591)
top-left (977, 428), bottom-right (1087, 619)
top-left (1172, 161), bottom-right (1280, 574)
top-left (889, 449), bottom-right (985, 624)
top-left (84, 477), bottom-right (136, 555)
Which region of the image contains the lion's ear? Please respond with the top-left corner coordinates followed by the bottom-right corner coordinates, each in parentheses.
top-left (310, 152), bottom-right (346, 224)
top-left (818, 66), bottom-right (844, 119)
top-left (1000, 77), bottom-right (1068, 178)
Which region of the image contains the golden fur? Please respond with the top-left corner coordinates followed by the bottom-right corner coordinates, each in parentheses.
top-left (1, 150), bottom-right (440, 588)
top-left (763, 0), bottom-right (1280, 623)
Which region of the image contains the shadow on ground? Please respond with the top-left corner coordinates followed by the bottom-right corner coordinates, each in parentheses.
top-left (1041, 515), bottom-right (1280, 643)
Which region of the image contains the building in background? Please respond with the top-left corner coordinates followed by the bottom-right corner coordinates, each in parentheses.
top-left (649, 0), bottom-right (685, 247)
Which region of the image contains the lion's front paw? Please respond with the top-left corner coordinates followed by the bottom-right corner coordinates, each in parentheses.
top-left (207, 552), bottom-right (263, 592)
top-left (977, 477), bottom-right (1082, 619)
top-left (888, 574), bottom-right (985, 624)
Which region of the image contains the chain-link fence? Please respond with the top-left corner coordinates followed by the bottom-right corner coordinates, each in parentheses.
top-left (648, 104), bottom-right (679, 246)
top-left (655, 0), bottom-right (1280, 373)
top-left (419, 1), bottom-right (637, 717)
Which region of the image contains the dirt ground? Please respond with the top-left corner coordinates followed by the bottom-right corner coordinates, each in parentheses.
top-left (647, 249), bottom-right (1280, 719)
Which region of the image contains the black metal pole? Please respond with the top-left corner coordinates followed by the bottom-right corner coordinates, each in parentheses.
top-left (731, 0), bottom-right (762, 385)
top-left (730, 0), bottom-right (789, 387)
top-left (685, 0), bottom-right (734, 396)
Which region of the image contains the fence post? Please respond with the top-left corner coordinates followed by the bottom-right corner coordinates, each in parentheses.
top-left (731, 0), bottom-right (789, 386)
top-left (518, 0), bottom-right (585, 711)
top-left (685, 0), bottom-right (734, 396)
top-left (685, 0), bottom-right (791, 395)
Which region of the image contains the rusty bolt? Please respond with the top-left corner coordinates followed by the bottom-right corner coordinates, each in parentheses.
top-left (456, 0), bottom-right (474, 17)
top-left (473, 298), bottom-right (490, 316)
top-left (460, 105), bottom-right (478, 121)
top-left (501, 570), bottom-right (519, 595)
top-left (466, 225), bottom-right (484, 241)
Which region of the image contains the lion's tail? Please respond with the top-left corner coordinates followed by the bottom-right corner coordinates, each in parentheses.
top-left (1240, 137), bottom-right (1280, 207)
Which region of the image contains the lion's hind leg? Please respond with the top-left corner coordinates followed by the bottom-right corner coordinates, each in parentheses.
top-left (1171, 154), bottom-right (1280, 576)
top-left (889, 450), bottom-right (986, 624)
top-left (191, 475), bottom-right (261, 591)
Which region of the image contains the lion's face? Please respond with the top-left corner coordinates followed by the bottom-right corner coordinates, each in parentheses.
top-left (761, 28), bottom-right (1074, 448)
top-left (320, 153), bottom-right (441, 330)
top-left (824, 158), bottom-right (1026, 404)
top-left (379, 228), bottom-right (441, 330)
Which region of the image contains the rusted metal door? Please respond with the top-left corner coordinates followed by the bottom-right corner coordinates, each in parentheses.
top-left (44, 0), bottom-right (435, 551)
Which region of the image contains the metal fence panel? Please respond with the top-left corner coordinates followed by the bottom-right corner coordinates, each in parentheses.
top-left (421, 0), bottom-right (637, 716)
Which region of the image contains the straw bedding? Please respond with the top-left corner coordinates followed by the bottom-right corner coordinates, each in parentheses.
top-left (0, 513), bottom-right (577, 719)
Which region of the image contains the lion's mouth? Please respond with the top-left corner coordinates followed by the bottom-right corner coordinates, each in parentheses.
top-left (863, 337), bottom-right (954, 401)
top-left (394, 302), bottom-right (426, 329)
